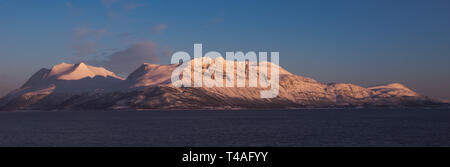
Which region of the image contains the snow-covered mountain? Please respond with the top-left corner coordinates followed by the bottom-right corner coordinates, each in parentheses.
top-left (0, 59), bottom-right (445, 111)
top-left (21, 62), bottom-right (123, 88)
top-left (0, 62), bottom-right (124, 110)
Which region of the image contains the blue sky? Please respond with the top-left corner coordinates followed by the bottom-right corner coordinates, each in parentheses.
top-left (1, 0), bottom-right (450, 99)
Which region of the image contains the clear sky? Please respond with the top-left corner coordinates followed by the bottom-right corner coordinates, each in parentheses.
top-left (0, 0), bottom-right (450, 99)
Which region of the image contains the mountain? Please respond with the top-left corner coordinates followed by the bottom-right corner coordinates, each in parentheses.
top-left (21, 62), bottom-right (123, 88)
top-left (0, 59), bottom-right (446, 111)
top-left (0, 62), bottom-right (124, 110)
top-left (126, 63), bottom-right (177, 88)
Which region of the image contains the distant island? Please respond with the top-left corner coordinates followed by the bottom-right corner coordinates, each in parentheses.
top-left (0, 57), bottom-right (446, 111)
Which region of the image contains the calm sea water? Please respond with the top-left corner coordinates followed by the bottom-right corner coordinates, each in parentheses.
top-left (0, 109), bottom-right (449, 147)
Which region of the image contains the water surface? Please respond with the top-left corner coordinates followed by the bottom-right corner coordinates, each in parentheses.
top-left (0, 109), bottom-right (449, 146)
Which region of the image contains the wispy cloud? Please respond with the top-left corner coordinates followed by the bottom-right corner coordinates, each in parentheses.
top-left (152, 24), bottom-right (168, 33)
top-left (123, 3), bottom-right (144, 10)
top-left (162, 46), bottom-right (173, 57)
top-left (117, 32), bottom-right (131, 39)
top-left (210, 16), bottom-right (224, 25)
top-left (89, 41), bottom-right (161, 73)
top-left (66, 1), bottom-right (73, 8)
top-left (204, 11), bottom-right (225, 27)
top-left (101, 0), bottom-right (118, 7)
top-left (72, 40), bottom-right (98, 57)
top-left (70, 27), bottom-right (107, 57)
top-left (72, 27), bottom-right (107, 39)
top-left (100, 0), bottom-right (120, 18)
top-left (99, 0), bottom-right (144, 19)
top-left (65, 1), bottom-right (84, 16)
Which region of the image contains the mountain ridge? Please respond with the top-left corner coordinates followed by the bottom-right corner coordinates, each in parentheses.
top-left (0, 60), bottom-right (446, 111)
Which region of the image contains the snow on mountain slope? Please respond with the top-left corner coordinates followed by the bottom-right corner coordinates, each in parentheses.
top-left (126, 56), bottom-right (302, 88)
top-left (0, 63), bottom-right (125, 110)
top-left (126, 63), bottom-right (177, 88)
top-left (369, 83), bottom-right (420, 97)
top-left (117, 57), bottom-right (438, 108)
top-left (22, 62), bottom-right (122, 88)
top-left (0, 60), bottom-right (444, 111)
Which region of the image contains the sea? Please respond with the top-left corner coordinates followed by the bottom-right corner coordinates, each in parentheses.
top-left (0, 109), bottom-right (449, 147)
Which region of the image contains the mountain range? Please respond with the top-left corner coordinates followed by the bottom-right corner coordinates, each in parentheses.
top-left (0, 57), bottom-right (446, 111)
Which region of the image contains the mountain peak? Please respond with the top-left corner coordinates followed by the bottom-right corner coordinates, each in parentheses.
top-left (76, 62), bottom-right (87, 67)
top-left (126, 63), bottom-right (176, 87)
top-left (21, 62), bottom-right (123, 89)
top-left (3, 61), bottom-right (444, 111)
top-left (369, 83), bottom-right (419, 97)
top-left (369, 83), bottom-right (409, 90)
top-left (47, 62), bottom-right (123, 80)
top-left (385, 83), bottom-right (408, 89)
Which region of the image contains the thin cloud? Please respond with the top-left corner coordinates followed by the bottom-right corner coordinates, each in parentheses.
top-left (101, 0), bottom-right (118, 7)
top-left (89, 41), bottom-right (161, 73)
top-left (66, 2), bottom-right (73, 8)
top-left (72, 27), bottom-right (107, 39)
top-left (100, 0), bottom-right (143, 19)
top-left (66, 1), bottom-right (84, 16)
top-left (162, 46), bottom-right (173, 57)
top-left (117, 32), bottom-right (131, 39)
top-left (70, 27), bottom-right (107, 57)
top-left (210, 16), bottom-right (224, 24)
top-left (123, 3), bottom-right (144, 10)
top-left (152, 24), bottom-right (168, 33)
top-left (204, 11), bottom-right (225, 27)
top-left (101, 0), bottom-right (120, 18)
top-left (73, 40), bottom-right (98, 57)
